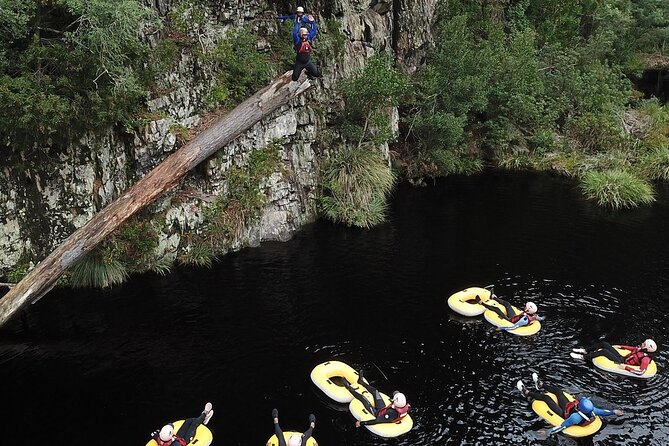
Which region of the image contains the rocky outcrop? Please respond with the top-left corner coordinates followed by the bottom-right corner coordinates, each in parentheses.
top-left (0, 0), bottom-right (438, 278)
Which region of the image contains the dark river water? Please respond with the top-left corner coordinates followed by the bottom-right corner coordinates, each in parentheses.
top-left (1, 171), bottom-right (669, 445)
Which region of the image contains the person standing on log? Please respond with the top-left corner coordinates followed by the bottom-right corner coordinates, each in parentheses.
top-left (292, 21), bottom-right (320, 81)
top-left (277, 6), bottom-right (310, 28)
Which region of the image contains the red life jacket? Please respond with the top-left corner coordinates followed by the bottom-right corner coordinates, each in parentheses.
top-left (377, 404), bottom-right (409, 422)
top-left (510, 311), bottom-right (536, 324)
top-left (298, 40), bottom-right (313, 54)
top-left (563, 401), bottom-right (594, 426)
top-left (155, 437), bottom-right (187, 446)
top-left (624, 347), bottom-right (648, 366)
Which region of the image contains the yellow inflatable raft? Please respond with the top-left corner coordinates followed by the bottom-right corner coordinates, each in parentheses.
top-left (531, 392), bottom-right (602, 438)
top-left (483, 301), bottom-right (541, 336)
top-left (592, 345), bottom-right (657, 379)
top-left (447, 287), bottom-right (494, 317)
top-left (349, 391), bottom-right (413, 438)
top-left (266, 432), bottom-right (317, 446)
top-left (311, 360), bottom-right (367, 403)
top-left (145, 420), bottom-right (213, 446)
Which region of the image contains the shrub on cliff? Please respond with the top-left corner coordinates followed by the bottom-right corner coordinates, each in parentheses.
top-left (0, 0), bottom-right (158, 152)
top-left (319, 147), bottom-right (395, 229)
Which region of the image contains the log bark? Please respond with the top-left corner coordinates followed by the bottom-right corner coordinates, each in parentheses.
top-left (0, 72), bottom-right (311, 327)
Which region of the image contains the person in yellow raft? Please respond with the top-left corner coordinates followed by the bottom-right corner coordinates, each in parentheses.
top-left (570, 339), bottom-right (657, 376)
top-left (269, 408), bottom-right (317, 446)
top-left (150, 402), bottom-right (214, 446)
top-left (473, 294), bottom-right (544, 331)
top-left (342, 369), bottom-right (410, 428)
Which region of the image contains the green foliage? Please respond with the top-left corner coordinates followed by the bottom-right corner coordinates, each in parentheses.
top-left (185, 144), bottom-right (284, 258)
top-left (430, 149), bottom-right (483, 176)
top-left (339, 54), bottom-right (408, 148)
top-left (640, 146), bottom-right (669, 180)
top-left (205, 28), bottom-right (271, 106)
top-left (267, 18), bottom-right (297, 72)
top-left (319, 147), bottom-right (396, 228)
top-left (169, 123), bottom-right (190, 143)
top-left (150, 39), bottom-right (181, 75)
top-left (179, 242), bottom-right (214, 268)
top-left (0, 0), bottom-right (159, 151)
top-left (317, 17), bottom-right (345, 64)
top-left (403, 0), bottom-right (668, 208)
top-left (580, 170), bottom-right (656, 208)
top-left (167, 0), bottom-right (207, 35)
top-left (5, 251), bottom-right (31, 283)
top-left (69, 251), bottom-right (129, 288)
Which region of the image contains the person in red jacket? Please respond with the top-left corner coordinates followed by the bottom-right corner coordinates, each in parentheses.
top-left (570, 339), bottom-right (657, 375)
top-left (150, 402), bottom-right (214, 446)
top-left (342, 369), bottom-right (410, 428)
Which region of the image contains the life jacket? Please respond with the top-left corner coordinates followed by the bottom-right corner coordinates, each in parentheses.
top-left (624, 347), bottom-right (649, 366)
top-left (510, 311), bottom-right (536, 325)
top-left (563, 400), bottom-right (594, 426)
top-left (155, 437), bottom-right (187, 446)
top-left (296, 39), bottom-right (313, 54)
top-left (377, 403), bottom-right (409, 422)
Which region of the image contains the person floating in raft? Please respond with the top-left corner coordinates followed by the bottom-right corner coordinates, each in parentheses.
top-left (269, 408), bottom-right (317, 446)
top-left (150, 402), bottom-right (214, 446)
top-left (517, 373), bottom-right (622, 437)
top-left (570, 338), bottom-right (657, 376)
top-left (292, 22), bottom-right (320, 82)
top-left (473, 294), bottom-right (544, 331)
top-left (342, 369), bottom-right (410, 428)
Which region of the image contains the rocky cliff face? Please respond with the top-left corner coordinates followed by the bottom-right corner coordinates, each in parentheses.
top-left (0, 0), bottom-right (438, 278)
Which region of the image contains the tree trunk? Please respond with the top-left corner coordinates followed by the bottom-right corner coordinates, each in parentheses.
top-left (0, 72), bottom-right (312, 327)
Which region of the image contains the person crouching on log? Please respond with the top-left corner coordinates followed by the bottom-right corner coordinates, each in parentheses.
top-left (292, 23), bottom-right (320, 82)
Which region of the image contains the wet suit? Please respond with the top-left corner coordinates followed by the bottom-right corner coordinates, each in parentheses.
top-left (292, 20), bottom-right (320, 81)
top-left (480, 297), bottom-right (544, 331)
top-left (586, 341), bottom-right (653, 374)
top-left (273, 420), bottom-right (314, 446)
top-left (525, 385), bottom-right (616, 436)
top-left (343, 379), bottom-right (408, 426)
top-left (151, 413), bottom-right (205, 446)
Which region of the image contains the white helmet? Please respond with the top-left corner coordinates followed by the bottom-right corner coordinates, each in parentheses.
top-left (288, 434), bottom-right (303, 446)
top-left (643, 339), bottom-right (657, 352)
top-left (393, 391), bottom-right (407, 408)
top-left (299, 27), bottom-right (308, 35)
top-left (159, 425), bottom-right (173, 442)
top-left (525, 302), bottom-right (537, 315)
top-left (296, 6), bottom-right (304, 13)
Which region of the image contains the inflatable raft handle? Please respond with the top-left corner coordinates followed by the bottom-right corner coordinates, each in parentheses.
top-left (326, 379), bottom-right (332, 385)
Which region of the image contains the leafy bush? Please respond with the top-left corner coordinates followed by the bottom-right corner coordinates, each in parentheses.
top-left (339, 54), bottom-right (408, 147)
top-left (0, 0), bottom-right (159, 151)
top-left (205, 28), bottom-right (271, 105)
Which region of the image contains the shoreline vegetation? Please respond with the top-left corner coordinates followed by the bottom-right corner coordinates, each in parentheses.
top-left (1, 0), bottom-right (669, 288)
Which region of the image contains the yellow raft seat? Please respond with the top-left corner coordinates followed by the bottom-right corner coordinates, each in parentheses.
top-left (531, 392), bottom-right (602, 438)
top-left (349, 391), bottom-right (413, 438)
top-left (447, 287), bottom-right (494, 317)
top-left (145, 420), bottom-right (213, 446)
top-left (266, 432), bottom-right (317, 446)
top-left (310, 360), bottom-right (368, 403)
top-left (592, 345), bottom-right (657, 379)
top-left (483, 301), bottom-right (541, 336)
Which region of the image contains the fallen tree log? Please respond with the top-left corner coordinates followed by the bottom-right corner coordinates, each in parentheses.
top-left (0, 72), bottom-right (311, 327)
